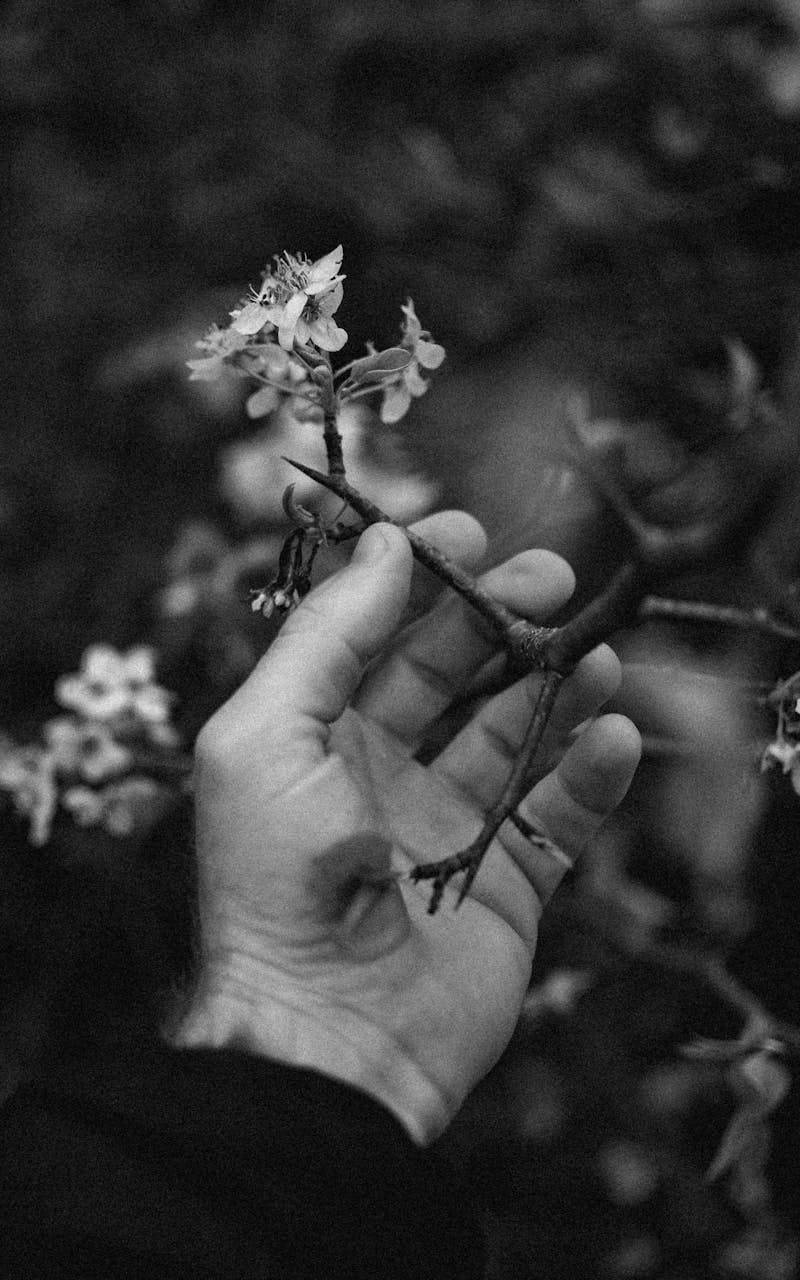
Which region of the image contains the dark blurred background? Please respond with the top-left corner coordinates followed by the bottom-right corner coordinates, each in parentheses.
top-left (5, 2), bottom-right (800, 1276)
top-left (5, 0), bottom-right (800, 711)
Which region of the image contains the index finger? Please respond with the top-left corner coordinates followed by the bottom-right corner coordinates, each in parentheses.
top-left (354, 548), bottom-right (576, 749)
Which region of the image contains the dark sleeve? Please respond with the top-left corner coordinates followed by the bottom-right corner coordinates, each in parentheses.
top-left (0, 1040), bottom-right (485, 1279)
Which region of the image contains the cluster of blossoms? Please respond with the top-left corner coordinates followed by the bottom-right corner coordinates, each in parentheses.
top-left (188, 244), bottom-right (445, 624)
top-left (187, 245), bottom-right (445, 426)
top-left (761, 674), bottom-right (800, 793)
top-left (0, 646), bottom-right (183, 846)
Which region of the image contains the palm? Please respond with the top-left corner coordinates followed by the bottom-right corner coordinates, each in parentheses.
top-left (325, 706), bottom-right (537, 1102)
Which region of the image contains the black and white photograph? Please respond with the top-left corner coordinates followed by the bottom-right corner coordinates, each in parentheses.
top-left (2, 2), bottom-right (800, 1276)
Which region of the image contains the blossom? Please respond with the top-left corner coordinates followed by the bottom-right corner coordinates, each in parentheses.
top-left (43, 717), bottom-right (132, 783)
top-left (186, 324), bottom-right (249, 381)
top-left (250, 584), bottom-right (300, 619)
top-left (55, 645), bottom-right (173, 727)
top-left (63, 776), bottom-right (173, 838)
top-left (242, 343), bottom-right (313, 418)
top-left (761, 736), bottom-right (800, 793)
top-left (231, 246), bottom-right (347, 352)
top-left (61, 785), bottom-right (104, 828)
top-left (379, 299), bottom-right (445, 424)
top-left (0, 744), bottom-right (58, 846)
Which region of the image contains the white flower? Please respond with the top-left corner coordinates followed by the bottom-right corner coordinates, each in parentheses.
top-left (231, 246), bottom-right (347, 352)
top-left (761, 736), bottom-right (800, 793)
top-left (43, 717), bottom-right (132, 783)
top-left (61, 785), bottom-right (105, 828)
top-left (379, 299), bottom-right (445, 424)
top-left (63, 776), bottom-right (173, 837)
top-left (55, 645), bottom-right (173, 727)
top-left (0, 745), bottom-right (58, 846)
top-left (186, 325), bottom-right (249, 381)
top-left (243, 344), bottom-right (313, 418)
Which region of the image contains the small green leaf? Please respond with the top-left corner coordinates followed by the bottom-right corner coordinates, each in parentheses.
top-left (706, 1104), bottom-right (763, 1182)
top-left (737, 1050), bottom-right (791, 1111)
top-left (346, 347), bottom-right (411, 386)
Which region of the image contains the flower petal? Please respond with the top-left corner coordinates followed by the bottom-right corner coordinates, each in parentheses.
top-left (186, 355), bottom-right (223, 381)
top-left (134, 687), bottom-right (172, 724)
top-left (304, 275), bottom-right (344, 297)
top-left (262, 345), bottom-right (292, 377)
top-left (404, 363), bottom-right (430, 397)
top-left (401, 299), bottom-right (422, 342)
top-left (231, 303), bottom-right (272, 336)
top-left (123, 647), bottom-right (157, 684)
top-left (306, 245), bottom-right (344, 289)
top-left (278, 290), bottom-right (308, 349)
top-left (380, 382), bottom-right (412, 423)
top-left (308, 317), bottom-right (348, 352)
top-left (83, 645), bottom-right (127, 684)
top-left (63, 785), bottom-right (104, 827)
top-left (316, 280), bottom-right (344, 316)
top-left (246, 385), bottom-right (281, 418)
top-left (415, 338), bottom-right (446, 370)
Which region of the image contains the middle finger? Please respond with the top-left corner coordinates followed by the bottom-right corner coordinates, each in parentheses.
top-left (354, 547), bottom-right (575, 749)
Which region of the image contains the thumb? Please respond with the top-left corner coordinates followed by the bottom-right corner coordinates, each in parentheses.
top-left (243, 522), bottom-right (413, 734)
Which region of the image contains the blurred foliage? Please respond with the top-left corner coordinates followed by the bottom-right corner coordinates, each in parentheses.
top-left (6, 0), bottom-right (800, 703)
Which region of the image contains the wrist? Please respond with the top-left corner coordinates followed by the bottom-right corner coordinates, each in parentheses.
top-left (167, 960), bottom-right (452, 1146)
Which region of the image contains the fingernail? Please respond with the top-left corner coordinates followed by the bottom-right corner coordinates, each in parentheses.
top-left (352, 523), bottom-right (390, 566)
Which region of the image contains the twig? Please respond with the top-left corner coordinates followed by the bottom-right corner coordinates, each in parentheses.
top-left (322, 404), bottom-right (346, 477)
top-left (641, 596), bottom-right (800, 643)
top-left (411, 670), bottom-right (565, 910)
top-left (284, 457), bottom-right (553, 656)
top-left (543, 560), bottom-right (645, 673)
top-left (285, 455), bottom-right (766, 912)
top-left (554, 892), bottom-right (800, 1059)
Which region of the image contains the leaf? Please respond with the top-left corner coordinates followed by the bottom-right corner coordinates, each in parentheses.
top-left (707, 1103), bottom-right (764, 1182)
top-left (725, 339), bottom-right (761, 406)
top-left (737, 1050), bottom-right (791, 1111)
top-left (346, 347), bottom-right (411, 386)
top-left (281, 484), bottom-right (318, 528)
top-left (707, 1051), bottom-right (791, 1182)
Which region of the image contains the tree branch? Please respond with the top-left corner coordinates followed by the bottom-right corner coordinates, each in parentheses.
top-left (284, 458), bottom-right (770, 912)
top-left (411, 670), bottom-right (565, 911)
top-left (554, 891), bottom-right (800, 1060)
top-left (640, 596), bottom-right (800, 643)
top-left (284, 457), bottom-right (553, 656)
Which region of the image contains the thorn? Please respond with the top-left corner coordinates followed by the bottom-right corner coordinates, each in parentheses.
top-left (455, 857), bottom-right (481, 908)
top-left (282, 457), bottom-right (333, 487)
top-left (427, 877), bottom-right (445, 915)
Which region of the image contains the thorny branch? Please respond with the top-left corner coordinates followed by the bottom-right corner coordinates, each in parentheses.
top-left (285, 440), bottom-right (766, 912)
top-left (640, 596), bottom-right (800, 643)
top-left (284, 458), bottom-right (546, 650)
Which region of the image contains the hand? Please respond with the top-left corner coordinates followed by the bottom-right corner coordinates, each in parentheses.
top-left (174, 513), bottom-right (641, 1143)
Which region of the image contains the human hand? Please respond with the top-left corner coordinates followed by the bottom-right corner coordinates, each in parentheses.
top-left (174, 513), bottom-right (641, 1143)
